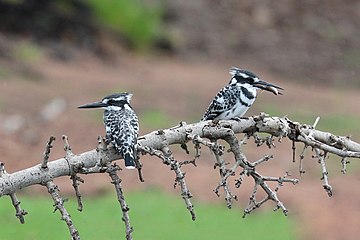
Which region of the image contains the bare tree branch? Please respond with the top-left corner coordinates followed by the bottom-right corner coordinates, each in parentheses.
top-left (1, 114), bottom-right (360, 238)
top-left (9, 192), bottom-right (28, 224)
top-left (41, 136), bottom-right (56, 169)
top-left (106, 163), bottom-right (133, 240)
top-left (138, 144), bottom-right (196, 220)
top-left (45, 181), bottom-right (80, 240)
top-left (1, 115), bottom-right (359, 197)
top-left (70, 174), bottom-right (84, 212)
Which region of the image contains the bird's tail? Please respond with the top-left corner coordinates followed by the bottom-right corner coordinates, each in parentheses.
top-left (124, 153), bottom-right (136, 169)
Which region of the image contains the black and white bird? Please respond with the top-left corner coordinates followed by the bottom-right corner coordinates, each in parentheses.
top-left (201, 67), bottom-right (283, 121)
top-left (78, 93), bottom-right (139, 169)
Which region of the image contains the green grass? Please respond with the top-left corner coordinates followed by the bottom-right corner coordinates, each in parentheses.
top-left (0, 190), bottom-right (297, 240)
top-left (139, 109), bottom-right (177, 129)
top-left (87, 0), bottom-right (163, 50)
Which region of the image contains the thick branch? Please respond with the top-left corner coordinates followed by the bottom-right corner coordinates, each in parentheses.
top-left (1, 116), bottom-right (359, 197)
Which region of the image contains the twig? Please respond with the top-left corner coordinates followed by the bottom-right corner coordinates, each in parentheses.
top-left (315, 149), bottom-right (332, 197)
top-left (161, 146), bottom-right (196, 221)
top-left (188, 134), bottom-right (224, 156)
top-left (134, 153), bottom-right (144, 182)
top-left (235, 170), bottom-right (247, 188)
top-left (187, 134), bottom-right (237, 207)
top-left (62, 135), bottom-right (84, 211)
top-left (45, 181), bottom-right (80, 240)
top-left (341, 157), bottom-right (349, 174)
top-left (180, 143), bottom-right (190, 154)
top-left (223, 130), bottom-right (296, 216)
top-left (138, 145), bottom-right (196, 220)
top-left (243, 184), bottom-right (262, 217)
top-left (70, 175), bottom-right (84, 211)
top-left (9, 193), bottom-right (28, 224)
top-left (106, 163), bottom-right (133, 240)
top-left (252, 133), bottom-right (276, 148)
top-left (252, 155), bottom-right (273, 167)
top-left (292, 140), bottom-right (296, 163)
top-left (190, 134), bottom-right (237, 208)
top-left (192, 140), bottom-right (201, 163)
top-left (62, 135), bottom-right (73, 158)
top-left (41, 136), bottom-right (56, 168)
top-left (299, 144), bottom-right (308, 175)
top-left (96, 135), bottom-right (109, 167)
top-left (213, 161), bottom-right (239, 208)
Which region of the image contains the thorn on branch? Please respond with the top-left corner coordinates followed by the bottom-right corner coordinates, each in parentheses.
top-left (41, 136), bottom-right (56, 169)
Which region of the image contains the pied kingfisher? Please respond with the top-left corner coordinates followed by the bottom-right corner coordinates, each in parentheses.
top-left (201, 67), bottom-right (283, 121)
top-left (78, 93), bottom-right (139, 169)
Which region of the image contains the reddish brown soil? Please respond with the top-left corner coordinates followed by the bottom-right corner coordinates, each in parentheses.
top-left (1, 53), bottom-right (360, 240)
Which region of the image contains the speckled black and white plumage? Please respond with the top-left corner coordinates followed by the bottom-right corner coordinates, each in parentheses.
top-left (201, 67), bottom-right (283, 121)
top-left (103, 93), bottom-right (138, 169)
top-left (79, 93), bottom-right (139, 169)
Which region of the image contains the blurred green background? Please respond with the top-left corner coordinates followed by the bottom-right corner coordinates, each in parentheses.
top-left (0, 0), bottom-right (359, 239)
top-left (0, 190), bottom-right (296, 240)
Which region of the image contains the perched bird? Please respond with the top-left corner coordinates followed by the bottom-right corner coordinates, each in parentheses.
top-left (201, 67), bottom-right (283, 121)
top-left (78, 93), bottom-right (139, 169)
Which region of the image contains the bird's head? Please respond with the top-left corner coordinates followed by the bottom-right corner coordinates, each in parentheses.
top-left (78, 92), bottom-right (133, 110)
top-left (229, 67), bottom-right (283, 95)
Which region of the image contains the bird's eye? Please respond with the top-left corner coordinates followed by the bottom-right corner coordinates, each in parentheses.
top-left (247, 78), bottom-right (255, 84)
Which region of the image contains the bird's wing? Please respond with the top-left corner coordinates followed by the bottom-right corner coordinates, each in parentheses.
top-left (201, 85), bottom-right (238, 121)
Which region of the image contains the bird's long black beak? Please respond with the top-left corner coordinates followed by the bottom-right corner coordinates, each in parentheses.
top-left (78, 101), bottom-right (107, 109)
top-left (253, 80), bottom-right (283, 95)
